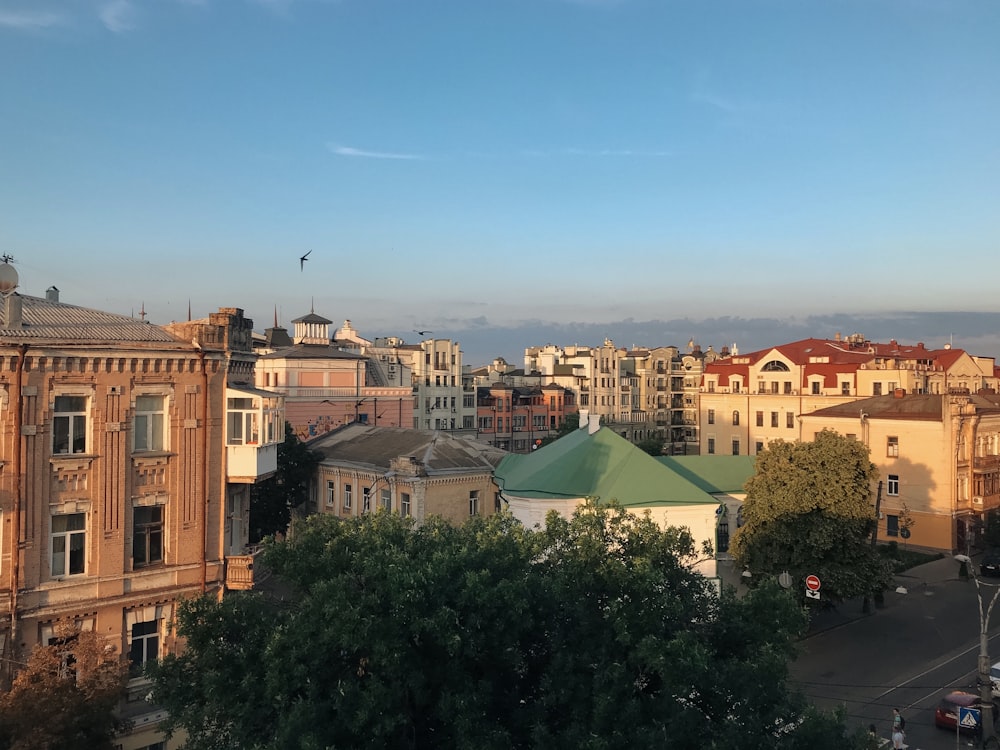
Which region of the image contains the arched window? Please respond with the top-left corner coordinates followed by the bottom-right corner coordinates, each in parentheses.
top-left (732, 410), bottom-right (740, 426)
top-left (762, 360), bottom-right (790, 372)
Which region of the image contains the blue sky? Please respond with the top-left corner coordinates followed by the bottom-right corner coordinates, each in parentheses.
top-left (2, 0), bottom-right (999, 365)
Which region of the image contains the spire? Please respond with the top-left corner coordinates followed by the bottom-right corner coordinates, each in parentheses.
top-left (274, 305), bottom-right (278, 328)
top-left (139, 302), bottom-right (147, 322)
top-left (187, 299), bottom-right (192, 321)
top-left (311, 296), bottom-right (315, 314)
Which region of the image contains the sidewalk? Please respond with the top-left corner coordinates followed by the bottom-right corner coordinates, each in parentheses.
top-left (806, 556), bottom-right (959, 636)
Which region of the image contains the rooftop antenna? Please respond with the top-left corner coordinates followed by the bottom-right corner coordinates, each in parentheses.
top-left (274, 306), bottom-right (278, 328)
top-left (139, 302), bottom-right (147, 322)
top-left (187, 299), bottom-right (192, 321)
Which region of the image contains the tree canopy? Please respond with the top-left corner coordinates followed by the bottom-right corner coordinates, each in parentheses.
top-left (249, 422), bottom-right (322, 543)
top-left (150, 503), bottom-right (866, 750)
top-left (0, 628), bottom-right (130, 750)
top-left (730, 429), bottom-right (894, 605)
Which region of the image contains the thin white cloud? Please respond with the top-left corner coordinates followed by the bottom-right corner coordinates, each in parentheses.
top-left (0, 10), bottom-right (66, 30)
top-left (327, 143), bottom-right (425, 160)
top-left (692, 89), bottom-right (740, 114)
top-left (100, 0), bottom-right (135, 33)
top-left (564, 147), bottom-right (672, 157)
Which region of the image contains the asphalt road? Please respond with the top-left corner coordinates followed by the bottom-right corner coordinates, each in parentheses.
top-left (789, 564), bottom-right (1000, 750)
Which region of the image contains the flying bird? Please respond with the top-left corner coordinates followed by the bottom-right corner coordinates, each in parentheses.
top-left (414, 329), bottom-right (432, 336)
top-left (299, 250), bottom-right (312, 271)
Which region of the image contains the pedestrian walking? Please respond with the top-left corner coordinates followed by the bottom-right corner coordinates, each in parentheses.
top-left (891, 727), bottom-right (904, 749)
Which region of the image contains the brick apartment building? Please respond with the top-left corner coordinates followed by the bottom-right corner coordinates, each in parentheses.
top-left (0, 261), bottom-right (282, 749)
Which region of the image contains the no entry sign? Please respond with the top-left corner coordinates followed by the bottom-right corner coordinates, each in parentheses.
top-left (805, 575), bottom-right (821, 591)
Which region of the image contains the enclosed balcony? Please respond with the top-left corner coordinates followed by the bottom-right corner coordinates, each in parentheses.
top-left (225, 554), bottom-right (255, 590)
top-left (226, 385), bottom-right (283, 483)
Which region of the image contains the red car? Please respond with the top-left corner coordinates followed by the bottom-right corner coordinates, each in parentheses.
top-left (935, 691), bottom-right (987, 732)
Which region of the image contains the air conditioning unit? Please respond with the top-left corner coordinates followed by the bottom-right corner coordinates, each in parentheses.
top-left (973, 496), bottom-right (985, 509)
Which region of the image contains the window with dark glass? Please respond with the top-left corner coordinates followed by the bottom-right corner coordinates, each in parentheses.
top-left (133, 506), bottom-right (163, 567)
top-left (53, 396), bottom-right (87, 454)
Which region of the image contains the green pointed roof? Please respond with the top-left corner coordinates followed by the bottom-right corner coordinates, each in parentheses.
top-left (494, 427), bottom-right (717, 507)
top-left (655, 455), bottom-right (756, 494)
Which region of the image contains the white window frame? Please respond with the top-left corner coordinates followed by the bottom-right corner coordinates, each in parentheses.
top-left (344, 484), bottom-right (352, 511)
top-left (363, 487), bottom-right (371, 513)
top-left (401, 493), bottom-right (411, 517)
top-left (469, 490), bottom-right (479, 516)
top-left (325, 480), bottom-right (335, 507)
top-left (53, 395), bottom-right (88, 455)
top-left (51, 512), bottom-right (86, 577)
top-left (887, 436), bottom-right (899, 458)
top-left (380, 488), bottom-right (391, 512)
top-left (887, 474), bottom-right (899, 496)
top-left (134, 394), bottom-right (167, 452)
top-left (128, 618), bottom-right (160, 678)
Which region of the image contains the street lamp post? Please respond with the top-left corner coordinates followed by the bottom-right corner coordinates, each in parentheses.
top-left (955, 553), bottom-right (1000, 744)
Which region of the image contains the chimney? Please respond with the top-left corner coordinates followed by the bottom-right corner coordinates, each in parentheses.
top-left (4, 294), bottom-right (23, 329)
top-left (46, 286), bottom-right (59, 302)
top-left (894, 388), bottom-right (906, 398)
top-left (589, 412), bottom-right (601, 434)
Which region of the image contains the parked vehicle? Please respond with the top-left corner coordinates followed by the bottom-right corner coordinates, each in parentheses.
top-left (992, 663), bottom-right (1000, 698)
top-left (981, 548), bottom-right (1000, 577)
top-left (935, 690), bottom-right (994, 732)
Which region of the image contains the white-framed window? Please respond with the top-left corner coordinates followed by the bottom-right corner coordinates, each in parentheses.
top-left (53, 395), bottom-right (88, 454)
top-left (401, 493), bottom-right (411, 517)
top-left (343, 484), bottom-right (352, 511)
top-left (380, 488), bottom-right (391, 512)
top-left (227, 397), bottom-right (259, 446)
top-left (887, 474), bottom-right (899, 496)
top-left (128, 619), bottom-right (160, 678)
top-left (133, 504), bottom-right (164, 568)
top-left (887, 436), bottom-right (899, 458)
top-left (469, 490), bottom-right (479, 516)
top-left (326, 480), bottom-right (335, 507)
top-left (125, 605), bottom-right (171, 680)
top-left (134, 394), bottom-right (166, 452)
top-left (363, 487), bottom-right (371, 513)
top-left (51, 512), bottom-right (86, 577)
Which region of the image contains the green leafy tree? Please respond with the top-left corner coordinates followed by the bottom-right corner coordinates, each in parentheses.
top-left (635, 436), bottom-right (665, 456)
top-left (538, 413), bottom-right (581, 448)
top-left (730, 429), bottom-right (894, 606)
top-left (150, 504), bottom-right (865, 750)
top-left (249, 422), bottom-right (322, 543)
top-left (0, 628), bottom-right (130, 750)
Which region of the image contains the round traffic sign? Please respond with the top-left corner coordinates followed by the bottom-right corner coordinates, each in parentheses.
top-left (805, 574), bottom-right (821, 591)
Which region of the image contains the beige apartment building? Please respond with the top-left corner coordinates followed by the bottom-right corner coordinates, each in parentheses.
top-left (332, 322), bottom-right (476, 437)
top-left (699, 334), bottom-right (998, 457)
top-left (310, 424), bottom-right (505, 524)
top-left (0, 261), bottom-right (282, 749)
top-left (800, 391), bottom-right (1000, 553)
top-left (523, 339), bottom-right (720, 453)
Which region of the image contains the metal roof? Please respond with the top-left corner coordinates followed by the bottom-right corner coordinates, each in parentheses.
top-left (0, 293), bottom-right (181, 344)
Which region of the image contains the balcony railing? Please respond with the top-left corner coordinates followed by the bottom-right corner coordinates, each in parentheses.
top-left (225, 555), bottom-right (255, 591)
